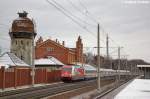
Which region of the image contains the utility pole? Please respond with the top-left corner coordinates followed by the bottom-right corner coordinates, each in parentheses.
top-left (130, 63), bottom-right (133, 78)
top-left (118, 46), bottom-right (121, 82)
top-left (0, 46), bottom-right (1, 55)
top-left (106, 34), bottom-right (109, 60)
top-left (125, 56), bottom-right (128, 79)
top-left (32, 35), bottom-right (35, 86)
top-left (97, 23), bottom-right (101, 91)
top-left (106, 34), bottom-right (110, 69)
top-left (125, 57), bottom-right (128, 71)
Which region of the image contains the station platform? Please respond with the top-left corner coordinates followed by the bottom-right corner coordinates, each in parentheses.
top-left (115, 79), bottom-right (150, 99)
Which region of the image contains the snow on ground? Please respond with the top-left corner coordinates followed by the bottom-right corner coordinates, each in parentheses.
top-left (115, 79), bottom-right (150, 99)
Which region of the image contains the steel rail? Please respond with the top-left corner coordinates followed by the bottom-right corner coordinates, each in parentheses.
top-left (1, 80), bottom-right (96, 99)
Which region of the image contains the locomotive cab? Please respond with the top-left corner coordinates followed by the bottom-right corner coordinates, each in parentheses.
top-left (61, 65), bottom-right (84, 82)
top-left (61, 66), bottom-right (72, 81)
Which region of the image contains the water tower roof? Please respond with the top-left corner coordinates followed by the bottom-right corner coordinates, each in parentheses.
top-left (10, 11), bottom-right (35, 33)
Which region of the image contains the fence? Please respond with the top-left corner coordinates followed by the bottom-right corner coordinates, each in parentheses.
top-left (0, 67), bottom-right (61, 90)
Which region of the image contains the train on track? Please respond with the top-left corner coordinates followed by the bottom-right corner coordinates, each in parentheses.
top-left (61, 64), bottom-right (131, 82)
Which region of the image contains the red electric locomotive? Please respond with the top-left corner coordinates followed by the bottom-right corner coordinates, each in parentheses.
top-left (61, 65), bottom-right (84, 81)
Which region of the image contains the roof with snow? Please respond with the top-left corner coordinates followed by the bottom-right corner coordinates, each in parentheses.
top-left (115, 79), bottom-right (150, 99)
top-left (83, 64), bottom-right (96, 71)
top-left (72, 63), bottom-right (117, 72)
top-left (35, 56), bottom-right (64, 66)
top-left (0, 52), bottom-right (29, 68)
top-left (137, 65), bottom-right (150, 67)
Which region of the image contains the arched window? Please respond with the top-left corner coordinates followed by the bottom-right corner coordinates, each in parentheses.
top-left (27, 41), bottom-right (29, 45)
top-left (21, 40), bottom-right (23, 45)
top-left (16, 41), bottom-right (17, 45)
top-left (21, 55), bottom-right (24, 60)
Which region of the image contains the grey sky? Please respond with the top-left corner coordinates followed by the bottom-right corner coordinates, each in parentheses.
top-left (0, 0), bottom-right (150, 62)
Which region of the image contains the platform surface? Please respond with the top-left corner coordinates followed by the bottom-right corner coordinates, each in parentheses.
top-left (115, 79), bottom-right (150, 99)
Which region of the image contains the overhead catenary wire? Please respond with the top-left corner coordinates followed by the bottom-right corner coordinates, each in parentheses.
top-left (0, 0), bottom-right (129, 63)
top-left (78, 0), bottom-right (121, 47)
top-left (46, 0), bottom-right (86, 30)
top-left (78, 0), bottom-right (121, 49)
top-left (0, 1), bottom-right (124, 54)
top-left (50, 0), bottom-right (96, 28)
top-left (0, 23), bottom-right (9, 27)
top-left (66, 0), bottom-right (97, 27)
top-left (78, 0), bottom-right (98, 23)
top-left (45, 0), bottom-right (128, 60)
top-left (66, 0), bottom-right (97, 26)
top-left (0, 23), bottom-right (10, 30)
top-left (67, 0), bottom-right (107, 44)
top-left (45, 0), bottom-right (106, 44)
top-left (67, 0), bottom-right (105, 43)
top-left (46, 0), bottom-right (95, 37)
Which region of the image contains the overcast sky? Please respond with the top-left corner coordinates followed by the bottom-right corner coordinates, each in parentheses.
top-left (0, 0), bottom-right (150, 62)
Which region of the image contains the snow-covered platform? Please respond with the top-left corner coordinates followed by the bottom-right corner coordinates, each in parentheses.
top-left (115, 79), bottom-right (150, 99)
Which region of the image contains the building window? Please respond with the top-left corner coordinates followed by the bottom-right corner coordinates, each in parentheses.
top-left (16, 41), bottom-right (17, 45)
top-left (47, 47), bottom-right (54, 52)
top-left (27, 41), bottom-right (29, 45)
top-left (21, 55), bottom-right (24, 60)
top-left (21, 40), bottom-right (23, 45)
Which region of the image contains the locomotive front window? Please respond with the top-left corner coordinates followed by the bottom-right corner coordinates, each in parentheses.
top-left (63, 68), bottom-right (72, 71)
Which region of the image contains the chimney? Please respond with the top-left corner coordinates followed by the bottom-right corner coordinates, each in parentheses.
top-left (56, 39), bottom-right (58, 43)
top-left (58, 41), bottom-right (60, 44)
top-left (48, 36), bottom-right (52, 40)
top-left (36, 36), bottom-right (43, 45)
top-left (62, 41), bottom-right (65, 46)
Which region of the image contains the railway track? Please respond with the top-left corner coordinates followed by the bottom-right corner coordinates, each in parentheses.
top-left (0, 82), bottom-right (64, 97)
top-left (93, 77), bottom-right (135, 99)
top-left (0, 80), bottom-right (98, 99)
top-left (46, 79), bottom-right (114, 99)
top-left (0, 77), bottom-right (132, 99)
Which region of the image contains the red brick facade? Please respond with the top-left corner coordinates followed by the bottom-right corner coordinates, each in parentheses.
top-left (35, 36), bottom-right (84, 64)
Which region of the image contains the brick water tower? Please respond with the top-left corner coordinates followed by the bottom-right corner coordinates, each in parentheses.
top-left (9, 11), bottom-right (37, 65)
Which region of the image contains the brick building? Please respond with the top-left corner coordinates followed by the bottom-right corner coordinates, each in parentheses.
top-left (35, 36), bottom-right (84, 64)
